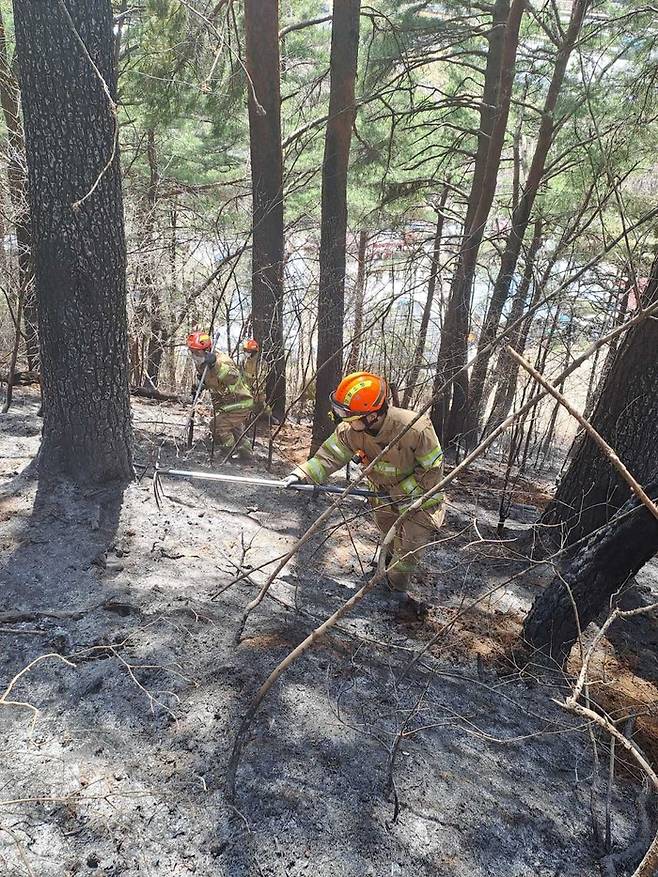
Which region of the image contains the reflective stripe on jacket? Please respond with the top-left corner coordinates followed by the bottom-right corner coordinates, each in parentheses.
top-left (294, 406), bottom-right (444, 510)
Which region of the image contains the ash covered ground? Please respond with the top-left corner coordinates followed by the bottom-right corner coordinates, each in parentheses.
top-left (1, 388), bottom-right (656, 876)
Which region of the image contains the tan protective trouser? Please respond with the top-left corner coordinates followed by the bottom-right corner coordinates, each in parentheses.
top-left (211, 405), bottom-right (253, 449)
top-left (372, 502), bottom-right (445, 592)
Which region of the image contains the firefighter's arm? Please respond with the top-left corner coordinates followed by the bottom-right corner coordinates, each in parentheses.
top-left (291, 427), bottom-right (354, 485)
top-left (397, 419), bottom-right (445, 510)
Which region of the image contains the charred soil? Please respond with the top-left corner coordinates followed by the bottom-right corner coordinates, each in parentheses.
top-left (0, 388), bottom-right (656, 876)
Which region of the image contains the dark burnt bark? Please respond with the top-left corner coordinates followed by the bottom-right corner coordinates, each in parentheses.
top-left (523, 473), bottom-right (658, 660)
top-left (540, 257), bottom-right (658, 543)
top-left (245, 0), bottom-right (286, 420)
top-left (463, 0), bottom-right (589, 447)
top-left (431, 0), bottom-right (523, 444)
top-left (402, 188), bottom-right (449, 409)
top-left (311, 0), bottom-right (361, 452)
top-left (14, 0), bottom-right (133, 483)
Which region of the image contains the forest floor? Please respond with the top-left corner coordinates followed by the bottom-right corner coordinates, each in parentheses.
top-left (0, 387), bottom-right (657, 877)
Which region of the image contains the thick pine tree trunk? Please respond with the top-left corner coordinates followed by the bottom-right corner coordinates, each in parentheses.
top-left (311, 0), bottom-right (361, 452)
top-left (431, 0), bottom-right (523, 443)
top-left (523, 473), bottom-right (658, 660)
top-left (244, 0), bottom-right (286, 420)
top-left (541, 256), bottom-right (658, 544)
top-left (402, 189), bottom-right (449, 409)
top-left (463, 0), bottom-right (589, 447)
top-left (14, 0), bottom-right (133, 483)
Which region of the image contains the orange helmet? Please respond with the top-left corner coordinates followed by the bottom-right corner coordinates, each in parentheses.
top-left (243, 338), bottom-right (259, 353)
top-left (331, 372), bottom-right (388, 420)
top-left (187, 331), bottom-right (212, 351)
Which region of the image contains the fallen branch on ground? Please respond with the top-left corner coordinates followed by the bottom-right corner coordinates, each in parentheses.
top-left (130, 386), bottom-right (185, 403)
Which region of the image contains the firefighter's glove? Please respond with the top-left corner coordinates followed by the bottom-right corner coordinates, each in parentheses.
top-left (282, 473), bottom-right (302, 489)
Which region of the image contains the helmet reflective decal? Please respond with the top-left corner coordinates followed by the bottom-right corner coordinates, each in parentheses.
top-left (343, 379), bottom-right (372, 406)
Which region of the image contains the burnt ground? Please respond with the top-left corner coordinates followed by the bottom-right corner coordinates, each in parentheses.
top-left (0, 387), bottom-right (657, 876)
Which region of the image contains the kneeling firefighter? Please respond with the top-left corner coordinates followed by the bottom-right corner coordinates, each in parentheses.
top-left (186, 331), bottom-right (254, 459)
top-left (283, 372), bottom-right (445, 618)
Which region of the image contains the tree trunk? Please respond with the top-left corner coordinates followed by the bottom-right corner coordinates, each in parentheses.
top-left (244, 0), bottom-right (286, 420)
top-left (402, 187), bottom-right (449, 409)
top-left (311, 0), bottom-right (361, 452)
top-left (536, 324), bottom-right (573, 470)
top-left (431, 0), bottom-right (522, 443)
top-left (142, 128), bottom-right (168, 388)
top-left (463, 0), bottom-right (589, 447)
top-left (522, 472), bottom-right (658, 660)
top-left (345, 229), bottom-right (369, 374)
top-left (582, 279), bottom-right (630, 422)
top-left (541, 255), bottom-right (658, 544)
top-left (2, 284), bottom-right (25, 413)
top-left (482, 220), bottom-right (543, 435)
top-left (14, 0), bottom-right (133, 483)
top-left (0, 6), bottom-right (36, 372)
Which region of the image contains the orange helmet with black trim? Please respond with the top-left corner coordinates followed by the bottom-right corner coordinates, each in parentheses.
top-left (187, 331), bottom-right (212, 351)
top-left (243, 338), bottom-right (259, 353)
top-left (331, 372), bottom-right (388, 420)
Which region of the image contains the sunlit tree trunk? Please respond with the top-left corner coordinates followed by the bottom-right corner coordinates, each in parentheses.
top-left (402, 187), bottom-right (449, 409)
top-left (0, 6), bottom-right (36, 376)
top-left (345, 229), bottom-right (369, 374)
top-left (432, 0), bottom-right (524, 445)
top-left (463, 0), bottom-right (589, 447)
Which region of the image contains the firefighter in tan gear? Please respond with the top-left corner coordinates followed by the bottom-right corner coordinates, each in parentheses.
top-left (187, 331), bottom-right (254, 459)
top-left (284, 372), bottom-right (445, 618)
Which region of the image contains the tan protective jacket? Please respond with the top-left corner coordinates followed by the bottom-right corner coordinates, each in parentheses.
top-left (198, 351), bottom-right (253, 414)
top-left (294, 406), bottom-right (444, 510)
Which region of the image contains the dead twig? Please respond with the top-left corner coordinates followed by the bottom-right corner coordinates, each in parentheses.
top-left (0, 653), bottom-right (76, 735)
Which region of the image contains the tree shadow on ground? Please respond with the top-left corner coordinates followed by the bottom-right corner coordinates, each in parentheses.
top-left (0, 472), bottom-right (126, 608)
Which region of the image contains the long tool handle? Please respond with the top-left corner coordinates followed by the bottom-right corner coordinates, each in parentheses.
top-left (185, 363), bottom-right (210, 450)
top-left (155, 465), bottom-right (386, 499)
